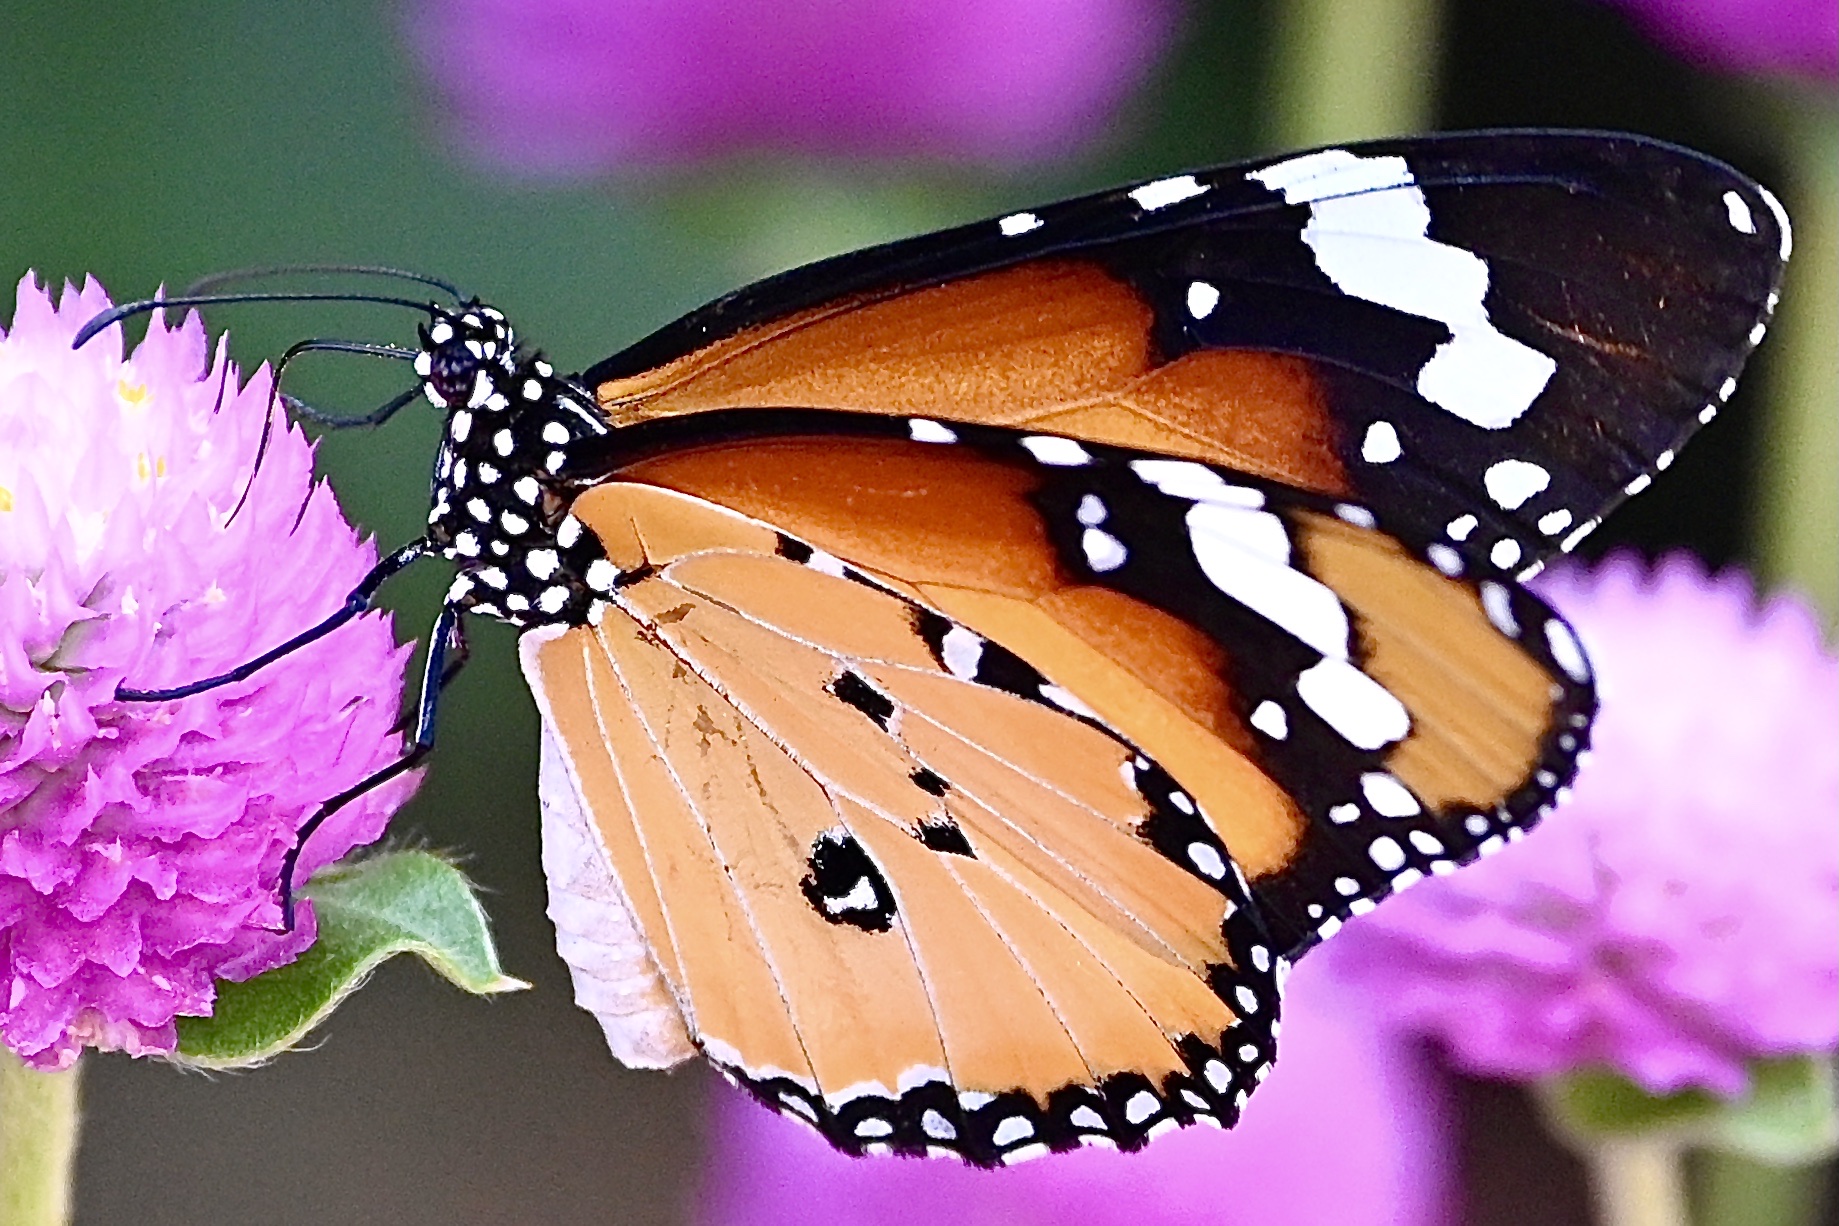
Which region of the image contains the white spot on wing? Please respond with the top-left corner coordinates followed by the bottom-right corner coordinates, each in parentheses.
top-left (1249, 699), bottom-right (1288, 740)
top-left (1362, 421), bottom-right (1402, 463)
top-left (1480, 581), bottom-right (1519, 636)
top-left (1131, 459), bottom-right (1264, 507)
top-left (1251, 149), bottom-right (1556, 429)
top-left (1295, 658), bottom-right (1409, 750)
top-left (1723, 189), bottom-right (1756, 234)
top-left (941, 626), bottom-right (983, 680)
top-left (1368, 834), bottom-right (1407, 871)
top-left (998, 211), bottom-right (1042, 237)
top-left (1360, 772), bottom-right (1421, 817)
top-left (806, 549), bottom-right (848, 578)
top-left (1187, 280), bottom-right (1221, 319)
top-left (1538, 508), bottom-right (1573, 536)
top-left (1186, 503), bottom-right (1350, 659)
top-left (908, 418), bottom-right (957, 444)
top-left (1020, 436), bottom-right (1092, 466)
top-left (1130, 175), bottom-right (1207, 211)
top-left (1545, 617), bottom-right (1590, 683)
top-left (992, 1116), bottom-right (1034, 1146)
top-left (1082, 527), bottom-right (1128, 572)
top-left (1484, 459), bottom-right (1551, 510)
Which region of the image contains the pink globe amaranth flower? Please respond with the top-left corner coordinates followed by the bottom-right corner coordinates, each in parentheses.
top-left (700, 957), bottom-right (1452, 1226)
top-left (0, 275), bottom-right (416, 1070)
top-left (1602, 0), bottom-right (1837, 80)
top-left (1320, 554), bottom-right (1839, 1099)
top-left (405, 0), bottom-right (1179, 174)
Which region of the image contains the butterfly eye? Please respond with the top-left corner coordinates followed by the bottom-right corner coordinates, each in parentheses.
top-left (427, 342), bottom-right (478, 407)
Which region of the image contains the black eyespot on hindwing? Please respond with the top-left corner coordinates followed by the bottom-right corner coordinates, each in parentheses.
top-left (909, 767), bottom-right (949, 796)
top-left (916, 818), bottom-right (975, 857)
top-left (800, 830), bottom-right (897, 932)
top-left (828, 669), bottom-right (895, 730)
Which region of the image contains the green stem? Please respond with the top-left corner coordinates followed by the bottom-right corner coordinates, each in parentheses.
top-left (1752, 91), bottom-right (1839, 617)
top-left (1585, 1137), bottom-right (1692, 1226)
top-left (1268, 0), bottom-right (1444, 148)
top-left (0, 1048), bottom-right (79, 1226)
top-left (1696, 1150), bottom-right (1831, 1226)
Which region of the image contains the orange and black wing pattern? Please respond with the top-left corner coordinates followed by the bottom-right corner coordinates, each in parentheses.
top-left (582, 131), bottom-right (1787, 579)
top-left (402, 132), bottom-right (1786, 1163)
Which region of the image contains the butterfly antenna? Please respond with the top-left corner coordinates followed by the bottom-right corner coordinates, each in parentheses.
top-left (185, 263), bottom-right (466, 303)
top-left (226, 337), bottom-right (421, 529)
top-left (71, 291), bottom-right (436, 351)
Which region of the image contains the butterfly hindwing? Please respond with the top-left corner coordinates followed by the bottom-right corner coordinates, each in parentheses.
top-left (523, 481), bottom-right (1284, 1164)
top-left (577, 131), bottom-right (1786, 577)
top-left (591, 411), bottom-right (1595, 958)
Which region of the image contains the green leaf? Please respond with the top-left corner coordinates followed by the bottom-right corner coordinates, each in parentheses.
top-left (1539, 1056), bottom-right (1839, 1166)
top-left (173, 851), bottom-right (527, 1069)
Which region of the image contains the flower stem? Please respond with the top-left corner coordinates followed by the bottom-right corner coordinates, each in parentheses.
top-left (1268, 0), bottom-right (1443, 148)
top-left (1696, 1151), bottom-right (1830, 1226)
top-left (1751, 87), bottom-right (1838, 617)
top-left (0, 1049), bottom-right (79, 1226)
top-left (1584, 1137), bottom-right (1691, 1226)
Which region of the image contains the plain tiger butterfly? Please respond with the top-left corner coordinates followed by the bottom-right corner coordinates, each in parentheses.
top-left (87, 130), bottom-right (1788, 1166)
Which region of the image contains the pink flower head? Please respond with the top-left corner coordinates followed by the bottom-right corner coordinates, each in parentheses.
top-left (0, 275), bottom-right (415, 1069)
top-left (1322, 555), bottom-right (1839, 1098)
top-left (701, 957), bottom-right (1452, 1226)
top-left (1603, 0), bottom-right (1838, 80)
top-left (406, 0), bottom-right (1178, 174)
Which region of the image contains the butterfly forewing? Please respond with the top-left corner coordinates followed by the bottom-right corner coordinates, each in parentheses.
top-left (579, 131), bottom-right (1786, 577)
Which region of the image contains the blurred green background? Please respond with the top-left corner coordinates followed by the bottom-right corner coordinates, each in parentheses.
top-left (2, 2), bottom-right (1829, 1223)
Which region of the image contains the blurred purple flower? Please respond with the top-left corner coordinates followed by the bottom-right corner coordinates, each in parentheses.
top-left (701, 956), bottom-right (1451, 1226)
top-left (1603, 0), bottom-right (1837, 80)
top-left (406, 0), bottom-right (1179, 173)
top-left (1322, 554), bottom-right (1839, 1099)
top-left (0, 276), bottom-right (415, 1069)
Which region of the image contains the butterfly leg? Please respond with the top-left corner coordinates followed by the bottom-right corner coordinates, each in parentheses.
top-left (278, 600), bottom-right (468, 930)
top-left (116, 538), bottom-right (433, 701)
top-left (284, 383), bottom-right (420, 430)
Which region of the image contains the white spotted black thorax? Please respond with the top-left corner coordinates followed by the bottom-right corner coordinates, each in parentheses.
top-left (416, 302), bottom-right (613, 628)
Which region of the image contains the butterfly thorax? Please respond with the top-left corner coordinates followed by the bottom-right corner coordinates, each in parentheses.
top-left (415, 302), bottom-right (615, 628)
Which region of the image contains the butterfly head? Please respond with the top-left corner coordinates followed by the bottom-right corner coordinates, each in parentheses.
top-left (414, 301), bottom-right (517, 411)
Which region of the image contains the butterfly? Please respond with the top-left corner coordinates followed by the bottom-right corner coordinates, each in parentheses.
top-left (92, 129), bottom-right (1787, 1165)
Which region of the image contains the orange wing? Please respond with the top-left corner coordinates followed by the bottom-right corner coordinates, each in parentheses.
top-left (523, 482), bottom-right (1283, 1165)
top-left (589, 261), bottom-right (1350, 497)
top-left (601, 424), bottom-right (1590, 954)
